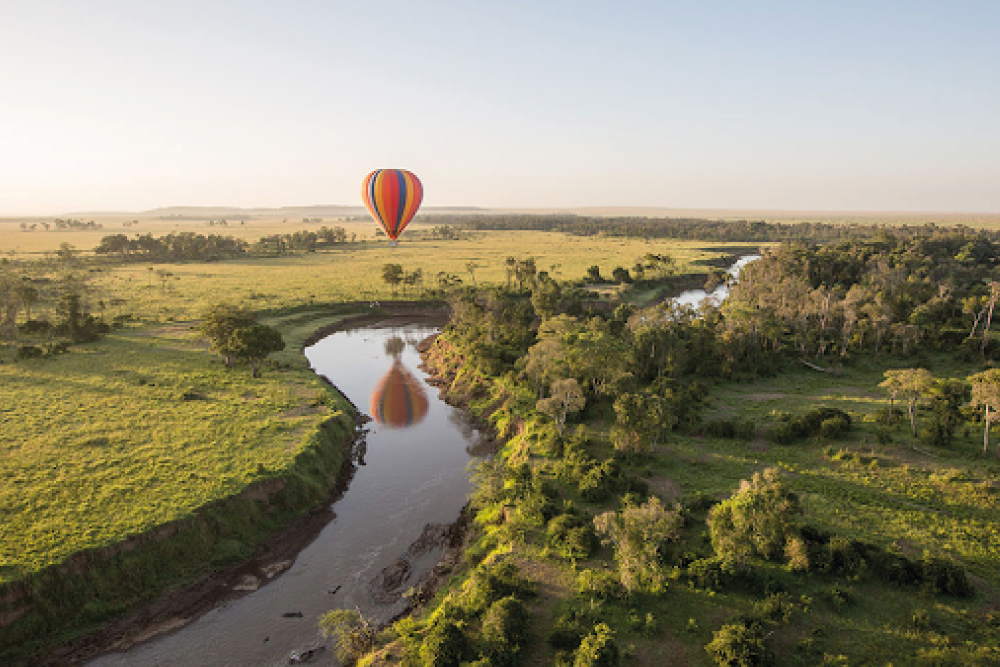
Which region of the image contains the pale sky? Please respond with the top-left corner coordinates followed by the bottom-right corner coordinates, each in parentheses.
top-left (0, 0), bottom-right (998, 215)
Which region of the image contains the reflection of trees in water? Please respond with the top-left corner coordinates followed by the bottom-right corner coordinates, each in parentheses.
top-left (447, 410), bottom-right (495, 457)
top-left (384, 336), bottom-right (405, 358)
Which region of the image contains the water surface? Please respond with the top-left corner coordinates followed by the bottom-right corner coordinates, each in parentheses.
top-left (91, 323), bottom-right (484, 667)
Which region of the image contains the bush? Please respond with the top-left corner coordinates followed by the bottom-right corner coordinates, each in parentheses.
top-left (573, 623), bottom-right (619, 667)
top-left (420, 620), bottom-right (470, 667)
top-left (462, 562), bottom-right (536, 614)
top-left (705, 619), bottom-right (769, 666)
top-left (16, 345), bottom-right (44, 359)
top-left (707, 468), bottom-right (800, 564)
top-left (593, 497), bottom-right (683, 593)
top-left (686, 557), bottom-right (735, 591)
top-left (705, 418), bottom-right (756, 440)
top-left (480, 596), bottom-right (529, 666)
top-left (921, 556), bottom-right (974, 597)
top-left (766, 408), bottom-right (852, 444)
top-left (548, 513), bottom-right (599, 559)
top-left (576, 569), bottom-right (626, 601)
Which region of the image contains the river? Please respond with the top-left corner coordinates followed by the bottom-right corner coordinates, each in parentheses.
top-left (90, 321), bottom-right (487, 667)
top-left (87, 254), bottom-right (759, 666)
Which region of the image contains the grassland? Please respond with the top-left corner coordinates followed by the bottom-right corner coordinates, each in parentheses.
top-left (3, 224), bottom-right (748, 323)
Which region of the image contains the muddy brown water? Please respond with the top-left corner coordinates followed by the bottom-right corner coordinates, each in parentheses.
top-left (89, 322), bottom-right (488, 667)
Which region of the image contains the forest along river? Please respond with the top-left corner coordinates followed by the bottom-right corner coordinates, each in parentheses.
top-left (90, 322), bottom-right (492, 667)
top-left (87, 254), bottom-right (758, 667)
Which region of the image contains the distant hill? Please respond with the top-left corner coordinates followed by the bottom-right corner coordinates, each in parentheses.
top-left (62, 205), bottom-right (487, 219)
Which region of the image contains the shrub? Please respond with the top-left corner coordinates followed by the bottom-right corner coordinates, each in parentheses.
top-left (480, 596), bottom-right (529, 667)
top-left (705, 418), bottom-right (756, 440)
top-left (820, 415), bottom-right (851, 439)
top-left (16, 345), bottom-right (44, 359)
top-left (707, 468), bottom-right (800, 564)
top-left (462, 562), bottom-right (536, 614)
top-left (705, 619), bottom-right (769, 666)
top-left (594, 497), bottom-right (683, 593)
top-left (921, 556), bottom-right (974, 597)
top-left (319, 609), bottom-right (377, 665)
top-left (576, 569), bottom-right (626, 601)
top-left (686, 557), bottom-right (734, 591)
top-left (573, 623), bottom-right (619, 667)
top-left (549, 520), bottom-right (599, 560)
top-left (420, 620), bottom-right (470, 667)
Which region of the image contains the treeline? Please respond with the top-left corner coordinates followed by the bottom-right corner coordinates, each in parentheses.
top-left (440, 230), bottom-right (1000, 438)
top-left (723, 232), bottom-right (1000, 360)
top-left (422, 212), bottom-right (1000, 244)
top-left (19, 218), bottom-right (103, 231)
top-left (94, 226), bottom-right (352, 261)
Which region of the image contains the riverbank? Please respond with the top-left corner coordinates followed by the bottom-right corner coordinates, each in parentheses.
top-left (1, 303), bottom-right (448, 666)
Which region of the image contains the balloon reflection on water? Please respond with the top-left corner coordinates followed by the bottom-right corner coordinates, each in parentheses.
top-left (369, 359), bottom-right (429, 428)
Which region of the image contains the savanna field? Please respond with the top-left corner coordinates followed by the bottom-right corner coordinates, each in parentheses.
top-left (3, 215), bottom-right (1000, 664)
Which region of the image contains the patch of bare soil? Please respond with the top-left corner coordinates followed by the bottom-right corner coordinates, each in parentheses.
top-left (630, 632), bottom-right (694, 666)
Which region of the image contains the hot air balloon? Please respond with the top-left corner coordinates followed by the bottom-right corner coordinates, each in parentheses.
top-left (370, 359), bottom-right (429, 428)
top-left (361, 169), bottom-right (423, 245)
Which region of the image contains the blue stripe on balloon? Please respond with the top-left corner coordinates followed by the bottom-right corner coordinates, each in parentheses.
top-left (395, 170), bottom-right (408, 233)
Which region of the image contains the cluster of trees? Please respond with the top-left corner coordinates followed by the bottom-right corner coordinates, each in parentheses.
top-left (94, 226), bottom-right (354, 262)
top-left (441, 230), bottom-right (1000, 457)
top-left (0, 267), bottom-right (106, 357)
top-left (254, 226), bottom-right (351, 255)
top-left (19, 218), bottom-right (103, 231)
top-left (723, 232), bottom-right (1000, 359)
top-left (198, 304), bottom-right (284, 377)
top-left (423, 213), bottom-right (1000, 244)
top-left (95, 232), bottom-right (249, 261)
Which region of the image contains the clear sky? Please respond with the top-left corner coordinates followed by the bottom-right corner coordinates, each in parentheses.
top-left (1, 0), bottom-right (997, 215)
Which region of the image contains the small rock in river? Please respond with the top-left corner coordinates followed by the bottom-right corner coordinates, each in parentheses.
top-left (282, 611), bottom-right (304, 618)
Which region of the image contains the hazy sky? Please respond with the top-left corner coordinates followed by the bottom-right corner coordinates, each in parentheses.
top-left (1, 0), bottom-right (998, 215)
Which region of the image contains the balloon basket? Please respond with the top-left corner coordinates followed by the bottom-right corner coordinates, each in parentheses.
top-left (388, 240), bottom-right (399, 247)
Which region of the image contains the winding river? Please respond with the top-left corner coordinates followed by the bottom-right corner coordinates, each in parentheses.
top-left (91, 321), bottom-right (488, 667)
top-left (87, 253), bottom-right (758, 666)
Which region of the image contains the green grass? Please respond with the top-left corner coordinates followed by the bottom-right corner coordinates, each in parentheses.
top-left (0, 318), bottom-right (344, 584)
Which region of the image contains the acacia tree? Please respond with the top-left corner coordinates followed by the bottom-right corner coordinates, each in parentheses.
top-left (968, 368), bottom-right (1000, 457)
top-left (224, 323), bottom-right (285, 377)
top-left (536, 377), bottom-right (585, 435)
top-left (200, 303), bottom-right (256, 367)
top-left (879, 368), bottom-right (933, 436)
top-left (381, 263), bottom-right (404, 296)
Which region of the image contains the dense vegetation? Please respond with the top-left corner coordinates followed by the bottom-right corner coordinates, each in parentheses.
top-left (349, 228), bottom-right (1000, 665)
top-left (428, 212), bottom-right (1000, 244)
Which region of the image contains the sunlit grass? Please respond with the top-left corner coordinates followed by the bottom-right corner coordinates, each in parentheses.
top-left (0, 322), bottom-right (338, 583)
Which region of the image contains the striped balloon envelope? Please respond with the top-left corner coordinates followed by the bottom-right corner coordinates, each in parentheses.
top-left (361, 169), bottom-right (423, 245)
top-left (369, 359), bottom-right (429, 428)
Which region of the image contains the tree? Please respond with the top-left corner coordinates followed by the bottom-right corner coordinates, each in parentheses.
top-left (920, 378), bottom-right (970, 449)
top-left (586, 265), bottom-right (602, 283)
top-left (968, 368), bottom-right (1000, 457)
top-left (611, 390), bottom-right (670, 454)
top-left (879, 368), bottom-right (933, 436)
top-left (537, 378), bottom-right (585, 435)
top-left (593, 498), bottom-right (683, 593)
top-left (381, 263), bottom-right (404, 295)
top-left (465, 261), bottom-right (479, 285)
top-left (319, 608), bottom-right (376, 665)
top-left (199, 304), bottom-right (256, 367)
top-left (225, 323), bottom-right (284, 377)
top-left (707, 468), bottom-right (800, 565)
top-left (611, 266), bottom-right (631, 284)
